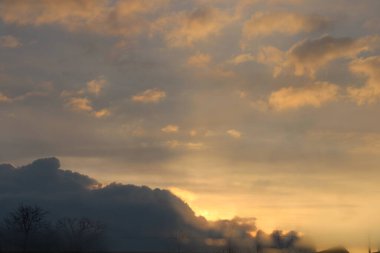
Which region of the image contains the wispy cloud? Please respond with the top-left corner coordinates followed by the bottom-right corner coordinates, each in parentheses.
top-left (0, 0), bottom-right (168, 38)
top-left (132, 88), bottom-right (166, 103)
top-left (347, 56), bottom-right (380, 105)
top-left (243, 12), bottom-right (329, 39)
top-left (161, 124), bottom-right (179, 133)
top-left (153, 6), bottom-right (234, 47)
top-left (244, 35), bottom-right (380, 78)
top-left (87, 76), bottom-right (107, 96)
top-left (65, 97), bottom-right (93, 112)
top-left (227, 129), bottom-right (242, 138)
top-left (166, 140), bottom-right (204, 150)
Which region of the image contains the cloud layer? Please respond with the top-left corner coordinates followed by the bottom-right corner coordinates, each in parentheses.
top-left (1, 1), bottom-right (380, 251)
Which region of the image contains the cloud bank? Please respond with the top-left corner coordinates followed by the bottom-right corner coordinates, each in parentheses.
top-left (0, 157), bottom-right (313, 252)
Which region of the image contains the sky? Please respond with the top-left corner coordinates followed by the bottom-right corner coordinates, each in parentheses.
top-left (1, 0), bottom-right (380, 252)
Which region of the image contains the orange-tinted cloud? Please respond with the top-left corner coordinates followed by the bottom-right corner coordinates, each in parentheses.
top-left (65, 97), bottom-right (93, 112)
top-left (229, 53), bottom-right (256, 65)
top-left (153, 7), bottom-right (234, 47)
top-left (347, 56), bottom-right (380, 105)
top-left (243, 12), bottom-right (328, 39)
top-left (161, 124), bottom-right (179, 133)
top-left (60, 77), bottom-right (110, 118)
top-left (285, 35), bottom-right (379, 77)
top-left (250, 35), bottom-right (380, 78)
top-left (93, 108), bottom-right (111, 118)
top-left (227, 129), bottom-right (242, 138)
top-left (65, 97), bottom-right (110, 118)
top-left (0, 0), bottom-right (167, 38)
top-left (87, 76), bottom-right (107, 96)
top-left (0, 92), bottom-right (12, 103)
top-left (132, 89), bottom-right (166, 103)
top-left (268, 82), bottom-right (339, 111)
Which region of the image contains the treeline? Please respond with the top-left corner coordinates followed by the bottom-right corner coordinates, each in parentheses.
top-left (0, 204), bottom-right (106, 252)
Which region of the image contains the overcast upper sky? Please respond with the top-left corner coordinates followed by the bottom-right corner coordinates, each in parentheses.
top-left (1, 1), bottom-right (380, 252)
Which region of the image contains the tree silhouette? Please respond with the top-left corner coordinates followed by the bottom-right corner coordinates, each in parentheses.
top-left (225, 238), bottom-right (235, 253)
top-left (56, 217), bottom-right (106, 252)
top-left (3, 204), bottom-right (48, 252)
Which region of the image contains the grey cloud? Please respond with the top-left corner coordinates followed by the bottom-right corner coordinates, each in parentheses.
top-left (245, 35), bottom-right (379, 78)
top-left (284, 35), bottom-right (379, 77)
top-left (0, 157), bottom-right (313, 252)
top-left (0, 157), bottom-right (243, 251)
top-left (256, 230), bottom-right (310, 252)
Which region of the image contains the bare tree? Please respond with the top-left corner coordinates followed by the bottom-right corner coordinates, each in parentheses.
top-left (3, 204), bottom-right (48, 252)
top-left (56, 217), bottom-right (105, 252)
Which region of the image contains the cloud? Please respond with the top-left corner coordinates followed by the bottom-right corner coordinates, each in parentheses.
top-left (0, 35), bottom-right (22, 48)
top-left (253, 35), bottom-right (380, 78)
top-left (229, 53), bottom-right (256, 65)
top-left (347, 56), bottom-right (380, 105)
top-left (0, 158), bottom-right (240, 251)
top-left (226, 129), bottom-right (242, 138)
top-left (166, 140), bottom-right (204, 150)
top-left (0, 158), bottom-right (100, 195)
top-left (161, 124), bottom-right (179, 133)
top-left (268, 82), bottom-right (339, 111)
top-left (0, 92), bottom-right (12, 103)
top-left (64, 97), bottom-right (110, 118)
top-left (231, 46), bottom-right (285, 66)
top-left (284, 35), bottom-right (379, 77)
top-left (255, 229), bottom-right (306, 250)
top-left (93, 108), bottom-right (111, 118)
top-left (0, 157), bottom-right (314, 252)
top-left (65, 97), bottom-right (93, 112)
top-left (187, 53), bottom-right (211, 67)
top-left (153, 6), bottom-right (234, 47)
top-left (60, 77), bottom-right (110, 118)
top-left (257, 46), bottom-right (287, 77)
top-left (131, 88), bottom-right (166, 103)
top-left (0, 88), bottom-right (50, 104)
top-left (243, 12), bottom-right (329, 39)
top-left (0, 0), bottom-right (167, 38)
top-left (87, 76), bottom-right (107, 96)
top-left (256, 46), bottom-right (286, 65)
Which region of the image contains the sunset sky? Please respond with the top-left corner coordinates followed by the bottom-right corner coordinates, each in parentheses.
top-left (1, 0), bottom-right (380, 252)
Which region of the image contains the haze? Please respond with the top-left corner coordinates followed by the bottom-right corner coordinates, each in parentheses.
top-left (1, 1), bottom-right (380, 252)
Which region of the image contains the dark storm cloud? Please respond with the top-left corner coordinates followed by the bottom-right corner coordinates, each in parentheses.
top-left (0, 157), bottom-right (98, 193)
top-left (0, 157), bottom-right (313, 252)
